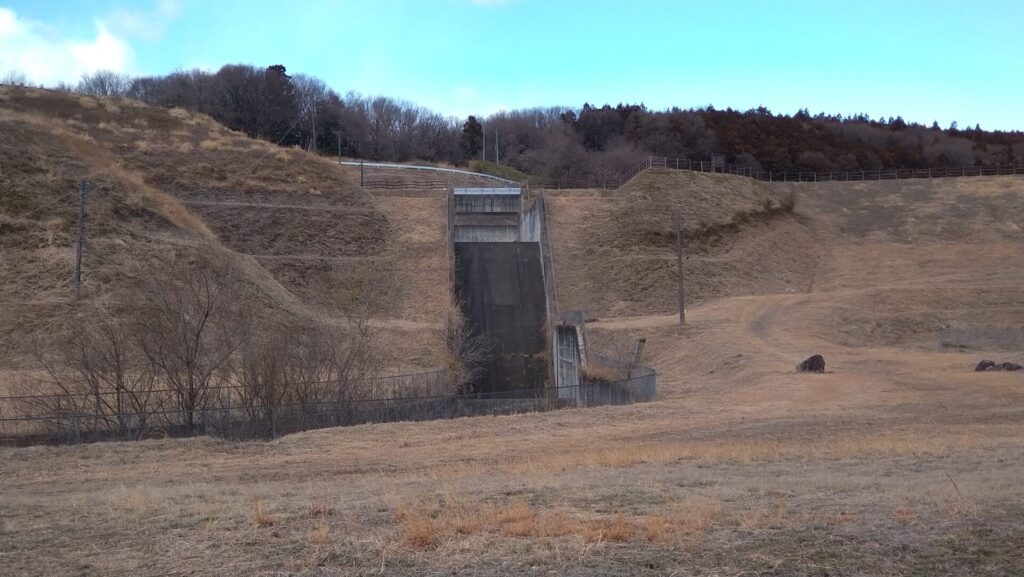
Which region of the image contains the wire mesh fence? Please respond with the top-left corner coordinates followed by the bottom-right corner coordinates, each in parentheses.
top-left (936, 328), bottom-right (1024, 352)
top-left (342, 155), bottom-right (1024, 193)
top-left (0, 369), bottom-right (656, 447)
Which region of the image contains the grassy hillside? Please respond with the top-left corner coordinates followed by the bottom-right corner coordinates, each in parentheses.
top-left (548, 170), bottom-right (816, 318)
top-left (0, 86), bottom-right (444, 369)
top-left (468, 160), bottom-right (530, 182)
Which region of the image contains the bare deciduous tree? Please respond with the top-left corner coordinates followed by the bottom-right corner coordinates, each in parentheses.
top-left (133, 255), bottom-right (249, 433)
top-left (1, 70), bottom-right (28, 87)
top-left (21, 315), bottom-right (158, 441)
top-left (77, 70), bottom-right (132, 97)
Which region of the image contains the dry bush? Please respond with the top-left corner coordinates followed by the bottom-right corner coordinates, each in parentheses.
top-left (307, 501), bottom-right (336, 518)
top-left (436, 301), bottom-right (492, 394)
top-left (582, 332), bottom-right (640, 383)
top-left (20, 309), bottom-right (160, 440)
top-left (640, 515), bottom-right (671, 542)
top-left (199, 139), bottom-right (223, 151)
top-left (43, 218), bottom-right (66, 246)
top-left (229, 315), bottom-right (378, 436)
top-left (132, 253), bottom-right (251, 433)
top-left (306, 521), bottom-right (330, 545)
top-left (579, 364), bottom-right (627, 383)
top-left (253, 499), bottom-right (277, 527)
top-left (893, 504), bottom-right (915, 525)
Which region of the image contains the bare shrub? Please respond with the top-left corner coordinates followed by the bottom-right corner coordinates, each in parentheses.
top-left (437, 302), bottom-right (492, 394)
top-left (20, 312), bottom-right (159, 441)
top-left (252, 499), bottom-right (277, 527)
top-left (230, 316), bottom-right (377, 436)
top-left (77, 70), bottom-right (132, 97)
top-left (583, 332), bottom-right (638, 383)
top-left (1, 70), bottom-right (28, 87)
top-left (133, 253), bottom-right (251, 433)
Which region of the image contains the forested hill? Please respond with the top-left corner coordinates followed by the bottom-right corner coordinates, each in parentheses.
top-left (54, 65), bottom-right (1024, 181)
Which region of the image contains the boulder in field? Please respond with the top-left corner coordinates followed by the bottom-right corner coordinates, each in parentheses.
top-left (796, 354), bottom-right (826, 373)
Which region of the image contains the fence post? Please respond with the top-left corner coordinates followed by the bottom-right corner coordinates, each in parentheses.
top-left (674, 208), bottom-right (686, 325)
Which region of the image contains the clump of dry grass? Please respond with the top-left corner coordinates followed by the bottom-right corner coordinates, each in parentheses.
top-left (199, 139), bottom-right (224, 151)
top-left (580, 364), bottom-right (627, 383)
top-left (253, 499), bottom-right (277, 527)
top-left (306, 521), bottom-right (330, 545)
top-left (893, 504), bottom-right (915, 525)
top-left (43, 217), bottom-right (65, 246)
top-left (307, 500), bottom-right (335, 518)
top-left (392, 498), bottom-right (719, 550)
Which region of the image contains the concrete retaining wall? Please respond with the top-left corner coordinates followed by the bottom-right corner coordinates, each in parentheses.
top-left (519, 199), bottom-right (542, 242)
top-left (455, 195), bottom-right (522, 214)
top-left (454, 242), bottom-right (549, 395)
top-left (453, 225), bottom-right (519, 242)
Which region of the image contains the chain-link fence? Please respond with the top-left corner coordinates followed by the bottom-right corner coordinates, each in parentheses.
top-left (937, 328), bottom-right (1024, 351)
top-left (0, 369), bottom-right (656, 447)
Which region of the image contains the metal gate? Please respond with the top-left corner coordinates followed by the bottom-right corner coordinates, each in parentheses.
top-left (555, 326), bottom-right (580, 400)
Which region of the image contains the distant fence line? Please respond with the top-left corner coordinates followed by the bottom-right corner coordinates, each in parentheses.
top-left (0, 365), bottom-right (656, 447)
top-left (346, 156), bottom-right (1024, 191)
top-left (527, 157), bottom-right (1024, 190)
top-left (937, 328), bottom-right (1024, 352)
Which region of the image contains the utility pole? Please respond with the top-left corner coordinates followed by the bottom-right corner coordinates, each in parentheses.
top-left (481, 121), bottom-right (485, 162)
top-left (495, 128), bottom-right (499, 165)
top-left (674, 207), bottom-right (686, 325)
top-left (360, 162), bottom-right (365, 188)
top-left (73, 180), bottom-right (90, 299)
top-left (310, 106), bottom-right (316, 155)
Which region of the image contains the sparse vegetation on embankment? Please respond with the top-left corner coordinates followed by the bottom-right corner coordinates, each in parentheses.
top-left (468, 159), bottom-right (531, 182)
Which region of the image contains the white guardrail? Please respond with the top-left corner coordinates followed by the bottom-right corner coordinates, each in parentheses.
top-left (339, 161), bottom-right (520, 185)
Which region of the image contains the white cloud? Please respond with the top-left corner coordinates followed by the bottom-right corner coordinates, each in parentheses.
top-left (106, 0), bottom-right (180, 41)
top-left (0, 8), bottom-right (133, 85)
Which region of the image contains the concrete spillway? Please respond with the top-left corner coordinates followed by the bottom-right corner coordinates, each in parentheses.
top-left (449, 187), bottom-right (558, 396)
top-left (453, 242), bottom-right (549, 396)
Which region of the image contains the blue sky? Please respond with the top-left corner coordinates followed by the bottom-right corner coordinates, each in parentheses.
top-left (2, 0), bottom-right (1022, 130)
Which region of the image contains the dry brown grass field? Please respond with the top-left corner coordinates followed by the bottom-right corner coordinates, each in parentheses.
top-left (3, 88), bottom-right (1024, 576)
